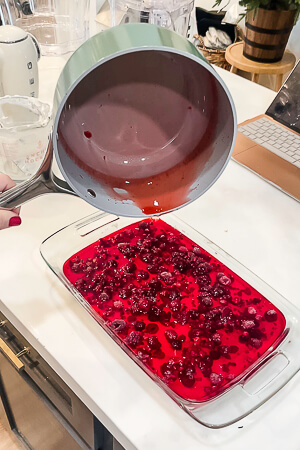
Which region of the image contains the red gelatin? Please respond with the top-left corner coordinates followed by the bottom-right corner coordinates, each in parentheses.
top-left (63, 219), bottom-right (286, 402)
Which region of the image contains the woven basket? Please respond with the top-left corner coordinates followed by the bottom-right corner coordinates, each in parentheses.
top-left (194, 26), bottom-right (243, 71)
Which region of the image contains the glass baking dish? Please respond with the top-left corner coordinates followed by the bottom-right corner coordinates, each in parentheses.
top-left (40, 212), bottom-right (300, 428)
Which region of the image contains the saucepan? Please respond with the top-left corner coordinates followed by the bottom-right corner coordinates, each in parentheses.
top-left (0, 23), bottom-right (237, 217)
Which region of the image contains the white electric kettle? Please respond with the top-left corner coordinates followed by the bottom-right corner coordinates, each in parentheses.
top-left (0, 25), bottom-right (40, 97)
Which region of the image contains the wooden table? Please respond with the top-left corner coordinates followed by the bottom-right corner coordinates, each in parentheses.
top-left (225, 41), bottom-right (296, 91)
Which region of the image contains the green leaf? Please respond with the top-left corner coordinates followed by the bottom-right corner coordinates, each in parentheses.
top-left (212, 0), bottom-right (299, 19)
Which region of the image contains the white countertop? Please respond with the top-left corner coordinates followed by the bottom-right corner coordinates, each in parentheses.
top-left (1, 48), bottom-right (300, 450)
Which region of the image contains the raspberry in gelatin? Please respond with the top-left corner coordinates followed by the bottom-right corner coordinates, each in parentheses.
top-left (63, 219), bottom-right (286, 402)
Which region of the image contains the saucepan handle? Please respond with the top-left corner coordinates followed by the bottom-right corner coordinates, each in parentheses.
top-left (0, 173), bottom-right (75, 209)
top-left (0, 139), bottom-right (76, 210)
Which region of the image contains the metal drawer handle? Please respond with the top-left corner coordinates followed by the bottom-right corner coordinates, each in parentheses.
top-left (16, 347), bottom-right (30, 358)
top-left (0, 337), bottom-right (26, 371)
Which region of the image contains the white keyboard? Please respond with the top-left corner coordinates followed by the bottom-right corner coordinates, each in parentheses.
top-left (238, 117), bottom-right (300, 168)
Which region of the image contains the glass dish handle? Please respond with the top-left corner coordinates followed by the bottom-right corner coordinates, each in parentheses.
top-left (242, 352), bottom-right (289, 396)
top-left (74, 212), bottom-right (120, 237)
top-left (188, 330), bottom-right (300, 428)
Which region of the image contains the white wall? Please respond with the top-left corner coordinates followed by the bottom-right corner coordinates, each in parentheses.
top-left (287, 20), bottom-right (300, 58)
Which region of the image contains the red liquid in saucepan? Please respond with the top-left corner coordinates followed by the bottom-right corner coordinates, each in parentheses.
top-left (63, 219), bottom-right (285, 402)
top-left (57, 51), bottom-right (227, 215)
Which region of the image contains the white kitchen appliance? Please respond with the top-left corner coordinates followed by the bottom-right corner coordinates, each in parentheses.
top-left (0, 25), bottom-right (40, 97)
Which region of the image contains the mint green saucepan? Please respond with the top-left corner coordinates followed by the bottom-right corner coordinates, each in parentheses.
top-left (0, 23), bottom-right (237, 217)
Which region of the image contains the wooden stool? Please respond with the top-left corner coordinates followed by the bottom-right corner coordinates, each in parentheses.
top-left (225, 41), bottom-right (296, 91)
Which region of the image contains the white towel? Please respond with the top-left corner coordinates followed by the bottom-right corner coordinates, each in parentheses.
top-left (203, 27), bottom-right (232, 50)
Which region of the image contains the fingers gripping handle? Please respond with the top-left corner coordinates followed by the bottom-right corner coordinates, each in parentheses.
top-left (0, 139), bottom-right (75, 209)
top-left (0, 172), bottom-right (76, 209)
top-left (0, 176), bottom-right (53, 209)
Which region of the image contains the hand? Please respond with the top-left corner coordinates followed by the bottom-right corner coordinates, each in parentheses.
top-left (0, 174), bottom-right (21, 230)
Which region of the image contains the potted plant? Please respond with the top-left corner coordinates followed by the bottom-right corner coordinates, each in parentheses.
top-left (214, 0), bottom-right (300, 62)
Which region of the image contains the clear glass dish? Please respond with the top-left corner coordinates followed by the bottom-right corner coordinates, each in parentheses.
top-left (40, 212), bottom-right (300, 428)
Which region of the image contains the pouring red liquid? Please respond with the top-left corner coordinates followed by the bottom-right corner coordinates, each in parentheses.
top-left (57, 50), bottom-right (230, 216)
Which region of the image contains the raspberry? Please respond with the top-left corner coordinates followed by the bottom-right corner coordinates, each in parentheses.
top-left (137, 351), bottom-right (150, 363)
top-left (241, 320), bottom-right (256, 330)
top-left (169, 299), bottom-right (181, 312)
top-left (210, 349), bottom-right (221, 360)
top-left (113, 300), bottom-right (124, 310)
top-left (165, 329), bottom-right (178, 342)
top-left (199, 355), bottom-right (213, 370)
top-left (210, 373), bottom-right (223, 386)
top-left (250, 338), bottom-right (262, 349)
top-left (110, 319), bottom-right (127, 333)
top-left (245, 306), bottom-right (257, 317)
top-left (219, 275), bottom-right (231, 286)
top-left (239, 332), bottom-right (250, 343)
top-left (147, 336), bottom-right (161, 350)
top-left (118, 288), bottom-right (131, 299)
top-left (193, 246), bottom-right (202, 256)
top-left (211, 332), bottom-right (222, 344)
top-left (160, 363), bottom-right (177, 382)
top-left (180, 372), bottom-right (195, 387)
top-left (173, 256), bottom-right (190, 273)
top-left (188, 309), bottom-right (200, 321)
top-left (99, 292), bottom-right (110, 302)
top-left (138, 298), bottom-right (151, 313)
top-left (264, 310), bottom-right (277, 322)
top-left (220, 345), bottom-right (230, 359)
top-left (134, 321), bottom-right (146, 331)
top-left (137, 270), bottom-right (149, 281)
top-left (126, 332), bottom-right (142, 348)
top-left (148, 279), bottom-right (162, 293)
top-left (171, 340), bottom-right (182, 350)
top-left (147, 264), bottom-right (159, 274)
top-left (123, 262), bottom-right (136, 273)
top-left (148, 306), bottom-right (163, 322)
top-left (200, 296), bottom-right (213, 308)
top-left (158, 271), bottom-right (173, 282)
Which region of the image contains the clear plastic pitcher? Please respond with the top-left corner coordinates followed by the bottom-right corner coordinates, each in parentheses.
top-left (0, 96), bottom-right (51, 182)
top-left (111, 0), bottom-right (194, 37)
top-left (0, 0), bottom-right (90, 55)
